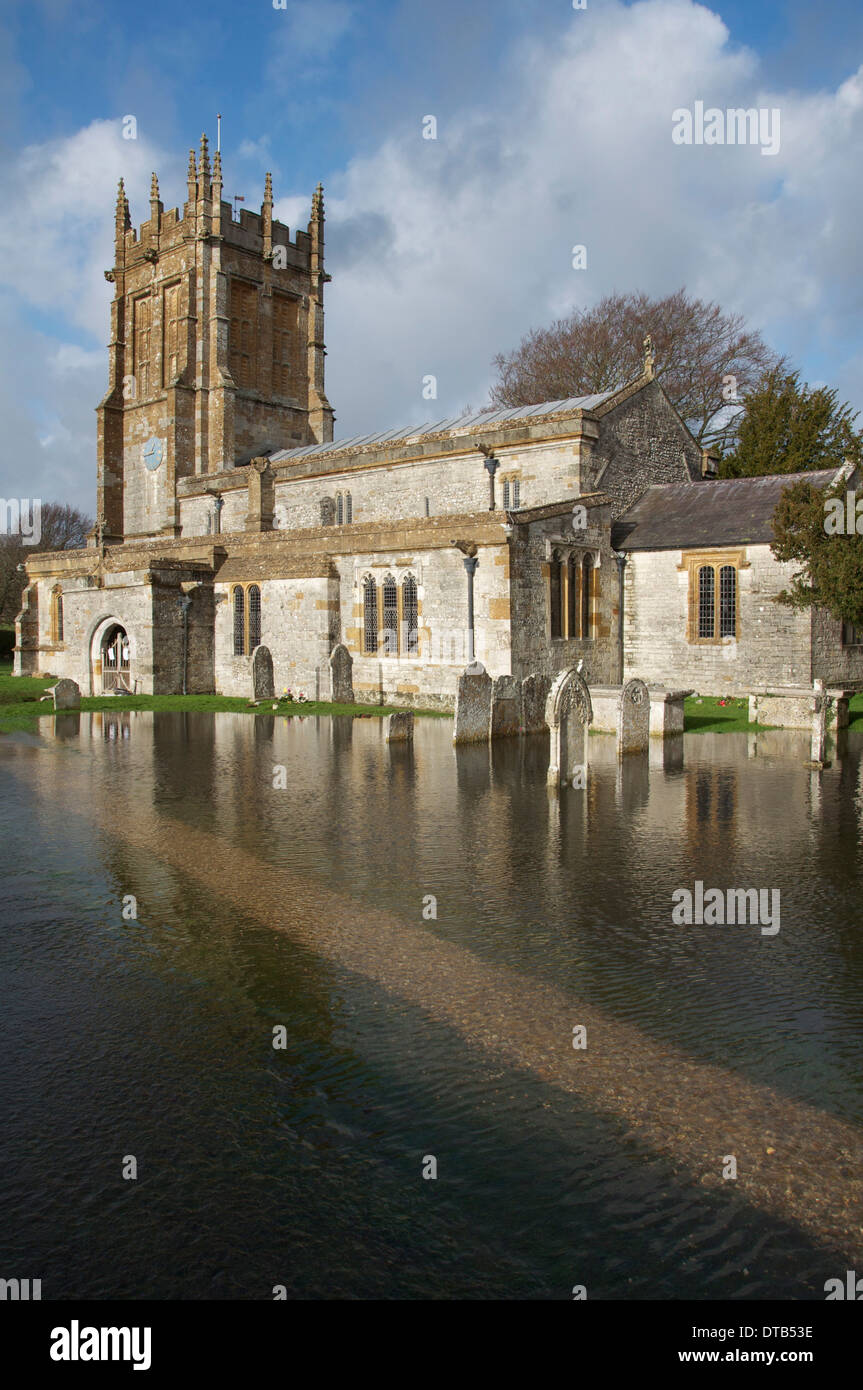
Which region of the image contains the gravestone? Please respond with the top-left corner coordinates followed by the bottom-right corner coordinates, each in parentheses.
top-left (251, 645), bottom-right (275, 700)
top-left (521, 673), bottom-right (551, 734)
top-left (51, 678), bottom-right (81, 711)
top-left (617, 677), bottom-right (649, 756)
top-left (329, 643), bottom-right (354, 704)
top-left (386, 711), bottom-right (414, 743)
top-left (453, 661), bottom-right (492, 744)
top-left (491, 675), bottom-right (521, 739)
top-left (545, 666), bottom-right (593, 788)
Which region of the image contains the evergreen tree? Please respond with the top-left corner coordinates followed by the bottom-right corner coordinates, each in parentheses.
top-left (722, 369), bottom-right (862, 477)
top-left (772, 476), bottom-right (863, 628)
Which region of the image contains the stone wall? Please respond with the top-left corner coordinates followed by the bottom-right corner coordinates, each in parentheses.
top-left (811, 606), bottom-right (863, 686)
top-left (585, 379), bottom-right (702, 514)
top-left (622, 544), bottom-right (814, 691)
top-left (509, 508), bottom-right (619, 687)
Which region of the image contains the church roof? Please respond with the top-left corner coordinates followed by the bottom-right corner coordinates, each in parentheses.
top-left (267, 390), bottom-right (620, 465)
top-left (611, 469), bottom-right (844, 551)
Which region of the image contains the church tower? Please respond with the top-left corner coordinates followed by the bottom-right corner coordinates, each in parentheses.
top-left (96, 134), bottom-right (334, 541)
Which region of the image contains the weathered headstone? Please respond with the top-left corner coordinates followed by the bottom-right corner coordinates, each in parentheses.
top-left (521, 673), bottom-right (551, 734)
top-left (386, 710), bottom-right (414, 743)
top-left (545, 666), bottom-right (593, 788)
top-left (491, 675), bottom-right (521, 739)
top-left (617, 677), bottom-right (649, 756)
top-left (51, 678), bottom-right (81, 711)
top-left (329, 643), bottom-right (354, 704)
top-left (251, 645), bottom-right (275, 700)
top-left (453, 661), bottom-right (492, 744)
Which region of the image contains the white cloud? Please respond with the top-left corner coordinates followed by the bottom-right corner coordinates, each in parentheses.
top-left (2, 0), bottom-right (863, 511)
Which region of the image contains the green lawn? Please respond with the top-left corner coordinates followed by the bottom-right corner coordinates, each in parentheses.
top-left (683, 695), bottom-right (759, 733)
top-left (3, 661), bottom-right (858, 735)
top-left (0, 662), bottom-right (449, 729)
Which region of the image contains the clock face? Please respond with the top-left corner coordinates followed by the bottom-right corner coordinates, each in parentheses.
top-left (143, 436), bottom-right (164, 471)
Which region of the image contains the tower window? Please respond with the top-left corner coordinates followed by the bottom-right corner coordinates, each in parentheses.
top-left (163, 281), bottom-right (182, 386)
top-left (133, 295), bottom-right (151, 399)
top-left (271, 292), bottom-right (298, 398)
top-left (229, 280), bottom-right (258, 389)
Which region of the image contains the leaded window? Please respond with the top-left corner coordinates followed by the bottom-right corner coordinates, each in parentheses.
top-left (719, 566), bottom-right (736, 638)
top-left (403, 574), bottom-right (418, 655)
top-left (248, 584), bottom-right (261, 650)
top-left (698, 566), bottom-right (715, 640)
top-left (346, 492), bottom-right (352, 523)
top-left (233, 586), bottom-right (245, 656)
top-left (512, 479), bottom-right (520, 508)
top-left (337, 493), bottom-right (344, 526)
top-left (363, 577), bottom-right (378, 655)
top-left (382, 574), bottom-right (399, 655)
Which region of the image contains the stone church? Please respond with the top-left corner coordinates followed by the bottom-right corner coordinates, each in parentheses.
top-left (14, 137), bottom-right (863, 707)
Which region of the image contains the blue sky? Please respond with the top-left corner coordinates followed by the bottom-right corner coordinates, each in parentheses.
top-left (2, 0), bottom-right (863, 511)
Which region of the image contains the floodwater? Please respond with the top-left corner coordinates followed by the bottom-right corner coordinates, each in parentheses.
top-left (1, 710), bottom-right (862, 1300)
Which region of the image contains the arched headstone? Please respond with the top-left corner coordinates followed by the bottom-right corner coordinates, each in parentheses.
top-left (51, 678), bottom-right (81, 711)
top-left (453, 661), bottom-right (492, 744)
top-left (618, 677), bottom-right (649, 756)
top-left (491, 675), bottom-right (521, 739)
top-left (545, 667), bottom-right (593, 787)
top-left (251, 645), bottom-right (275, 700)
top-left (329, 643), bottom-right (354, 704)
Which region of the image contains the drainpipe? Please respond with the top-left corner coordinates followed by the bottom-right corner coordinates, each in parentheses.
top-left (613, 550), bottom-right (627, 684)
top-left (483, 454), bottom-right (500, 510)
top-left (464, 556), bottom-right (479, 662)
top-left (178, 594), bottom-right (192, 695)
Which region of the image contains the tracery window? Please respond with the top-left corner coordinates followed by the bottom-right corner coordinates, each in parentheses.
top-left (682, 552), bottom-right (745, 643)
top-left (363, 576), bottom-right (378, 654)
top-left (403, 574), bottom-right (419, 655)
top-left (232, 584), bottom-right (263, 656)
top-left (581, 555), bottom-right (593, 640)
top-left (382, 574), bottom-right (399, 655)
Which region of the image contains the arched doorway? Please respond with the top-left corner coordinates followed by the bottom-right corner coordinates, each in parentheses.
top-left (101, 624), bottom-right (131, 693)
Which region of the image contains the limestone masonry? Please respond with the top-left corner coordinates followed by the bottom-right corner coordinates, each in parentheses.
top-left (15, 135), bottom-right (863, 707)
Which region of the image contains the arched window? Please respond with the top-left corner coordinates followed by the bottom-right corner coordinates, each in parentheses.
top-left (382, 574), bottom-right (399, 655)
top-left (403, 574), bottom-right (419, 655)
top-left (233, 586), bottom-right (245, 656)
top-left (698, 566), bottom-right (715, 640)
top-left (336, 492), bottom-right (344, 526)
top-left (719, 565), bottom-right (736, 638)
top-left (346, 492), bottom-right (352, 523)
top-left (550, 551), bottom-right (563, 639)
top-left (248, 584), bottom-right (261, 650)
top-left (503, 480), bottom-right (511, 509)
top-left (51, 587), bottom-right (64, 644)
top-left (512, 479), bottom-right (520, 508)
top-left (363, 576), bottom-right (378, 654)
top-left (581, 555), bottom-right (593, 640)
top-left (567, 554), bottom-right (578, 639)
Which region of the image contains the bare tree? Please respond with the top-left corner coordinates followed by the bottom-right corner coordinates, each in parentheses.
top-left (489, 289), bottom-right (781, 449)
top-left (0, 502), bottom-right (92, 626)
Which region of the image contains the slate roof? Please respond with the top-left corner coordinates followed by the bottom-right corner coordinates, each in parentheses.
top-left (611, 470), bottom-right (843, 551)
top-left (267, 390), bottom-right (620, 464)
